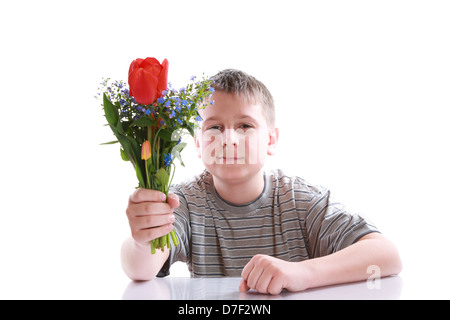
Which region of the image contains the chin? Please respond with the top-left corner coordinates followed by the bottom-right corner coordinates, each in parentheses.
top-left (205, 163), bottom-right (263, 183)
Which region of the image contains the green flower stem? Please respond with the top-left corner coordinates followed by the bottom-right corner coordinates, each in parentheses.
top-left (170, 229), bottom-right (179, 246)
top-left (161, 233), bottom-right (167, 251)
top-left (166, 234), bottom-right (171, 250)
top-left (168, 163), bottom-right (176, 195)
top-left (145, 159), bottom-right (150, 189)
top-left (147, 125), bottom-right (180, 253)
top-left (150, 239), bottom-right (156, 254)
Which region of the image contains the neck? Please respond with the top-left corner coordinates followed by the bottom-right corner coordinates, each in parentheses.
top-left (212, 169), bottom-right (265, 205)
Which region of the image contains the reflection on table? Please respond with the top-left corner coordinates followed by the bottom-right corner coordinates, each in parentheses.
top-left (122, 276), bottom-right (403, 300)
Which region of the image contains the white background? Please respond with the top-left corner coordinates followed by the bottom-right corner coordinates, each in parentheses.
top-left (0, 0), bottom-right (449, 299)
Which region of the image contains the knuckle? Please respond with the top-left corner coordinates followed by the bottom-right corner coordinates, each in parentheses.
top-left (148, 227), bottom-right (164, 241)
top-left (253, 254), bottom-right (263, 262)
top-left (131, 229), bottom-right (139, 241)
top-left (144, 228), bottom-right (154, 240)
top-left (145, 215), bottom-right (155, 226)
top-left (254, 254), bottom-right (269, 266)
top-left (269, 287), bottom-right (281, 295)
top-left (259, 287), bottom-right (268, 295)
top-left (126, 204), bottom-right (137, 217)
top-left (255, 283), bottom-right (266, 293)
top-left (143, 203), bottom-right (153, 213)
top-left (132, 188), bottom-right (143, 201)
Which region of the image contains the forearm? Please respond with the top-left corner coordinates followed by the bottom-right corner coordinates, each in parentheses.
top-left (302, 233), bottom-right (402, 290)
top-left (121, 236), bottom-right (170, 281)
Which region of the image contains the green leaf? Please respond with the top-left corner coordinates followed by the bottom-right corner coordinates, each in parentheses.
top-left (159, 112), bottom-right (170, 124)
top-left (109, 126), bottom-right (131, 159)
top-left (116, 119), bottom-right (125, 135)
top-left (103, 100), bottom-right (146, 188)
top-left (170, 129), bottom-right (184, 142)
top-left (100, 140), bottom-right (119, 145)
top-left (131, 116), bottom-right (156, 128)
top-left (103, 93), bottom-right (119, 127)
top-left (135, 162), bottom-right (145, 188)
top-left (123, 134), bottom-right (146, 187)
top-left (158, 129), bottom-right (173, 142)
top-left (109, 125), bottom-right (144, 182)
top-left (120, 148), bottom-right (129, 161)
top-left (121, 120), bottom-right (131, 133)
top-left (172, 142), bottom-right (187, 167)
top-left (155, 168), bottom-right (169, 188)
top-left (186, 125), bottom-right (195, 137)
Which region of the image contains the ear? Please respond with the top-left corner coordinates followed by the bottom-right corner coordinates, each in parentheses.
top-left (194, 133), bottom-right (202, 158)
top-left (267, 127), bottom-right (279, 156)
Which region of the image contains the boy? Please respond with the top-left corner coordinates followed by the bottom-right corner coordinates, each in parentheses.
top-left (121, 69), bottom-right (402, 295)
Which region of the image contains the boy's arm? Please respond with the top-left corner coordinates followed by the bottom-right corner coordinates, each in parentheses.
top-left (240, 232), bottom-right (402, 295)
top-left (299, 232), bottom-right (402, 288)
top-left (121, 237), bottom-right (170, 281)
top-left (120, 189), bottom-right (179, 281)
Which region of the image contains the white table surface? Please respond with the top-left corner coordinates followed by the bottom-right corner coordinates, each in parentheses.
top-left (122, 276), bottom-right (404, 300)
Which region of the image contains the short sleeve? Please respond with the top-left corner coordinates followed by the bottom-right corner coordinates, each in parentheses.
top-left (156, 185), bottom-right (191, 277)
top-left (305, 188), bottom-right (379, 258)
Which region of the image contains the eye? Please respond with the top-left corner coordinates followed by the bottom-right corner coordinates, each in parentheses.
top-left (239, 123), bottom-right (254, 130)
top-left (207, 125), bottom-right (222, 131)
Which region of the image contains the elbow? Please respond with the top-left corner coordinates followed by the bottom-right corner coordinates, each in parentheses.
top-left (120, 238), bottom-right (159, 281)
top-left (360, 233), bottom-right (403, 276)
top-left (383, 240), bottom-right (403, 276)
top-left (126, 271), bottom-right (156, 282)
top-left (121, 259), bottom-right (159, 281)
top-left (389, 248), bottom-right (403, 276)
top-left (121, 258), bottom-right (158, 281)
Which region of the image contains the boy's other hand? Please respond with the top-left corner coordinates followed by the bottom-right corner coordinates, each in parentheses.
top-left (239, 254), bottom-right (309, 295)
top-left (126, 189), bottom-right (180, 247)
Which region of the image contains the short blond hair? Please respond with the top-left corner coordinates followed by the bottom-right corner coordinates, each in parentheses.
top-left (211, 69), bottom-right (275, 127)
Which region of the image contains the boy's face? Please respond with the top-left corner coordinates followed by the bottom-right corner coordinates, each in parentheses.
top-left (195, 91), bottom-right (278, 183)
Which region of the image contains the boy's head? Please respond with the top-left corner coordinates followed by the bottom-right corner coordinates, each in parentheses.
top-left (211, 69), bottom-right (276, 128)
top-left (195, 69), bottom-right (279, 185)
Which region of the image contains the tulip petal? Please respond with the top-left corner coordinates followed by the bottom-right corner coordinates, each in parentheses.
top-left (128, 58), bottom-right (144, 78)
top-left (128, 68), bottom-right (158, 105)
top-left (158, 59), bottom-right (169, 94)
top-left (141, 140), bottom-right (151, 160)
top-left (141, 57), bottom-right (162, 72)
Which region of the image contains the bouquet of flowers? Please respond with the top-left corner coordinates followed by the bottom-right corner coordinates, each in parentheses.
top-left (98, 57), bottom-right (214, 254)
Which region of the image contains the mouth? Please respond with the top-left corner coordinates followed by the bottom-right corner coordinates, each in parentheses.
top-left (215, 156), bottom-right (245, 163)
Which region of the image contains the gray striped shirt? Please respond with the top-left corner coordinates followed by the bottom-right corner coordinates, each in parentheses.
top-left (158, 169), bottom-right (378, 277)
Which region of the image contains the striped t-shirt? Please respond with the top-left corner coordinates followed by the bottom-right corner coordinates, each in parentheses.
top-left (158, 169), bottom-right (379, 277)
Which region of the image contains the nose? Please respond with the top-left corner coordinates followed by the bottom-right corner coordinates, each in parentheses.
top-left (222, 129), bottom-right (239, 147)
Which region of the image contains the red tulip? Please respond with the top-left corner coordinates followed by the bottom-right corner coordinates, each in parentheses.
top-left (141, 140), bottom-right (151, 160)
top-left (128, 57), bottom-right (169, 105)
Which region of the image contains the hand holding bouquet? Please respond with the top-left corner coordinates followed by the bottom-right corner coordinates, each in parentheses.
top-left (98, 57), bottom-right (213, 253)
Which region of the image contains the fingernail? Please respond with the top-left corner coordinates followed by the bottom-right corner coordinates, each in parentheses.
top-left (160, 193), bottom-right (166, 201)
top-left (170, 214), bottom-right (175, 222)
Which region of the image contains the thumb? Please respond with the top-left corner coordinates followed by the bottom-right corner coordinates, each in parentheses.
top-left (167, 193), bottom-right (180, 209)
top-left (239, 279), bottom-right (250, 292)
